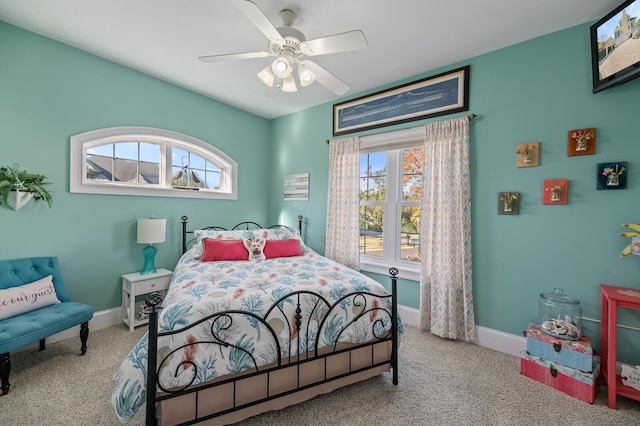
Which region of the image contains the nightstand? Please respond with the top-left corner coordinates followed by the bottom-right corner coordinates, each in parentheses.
top-left (121, 268), bottom-right (172, 332)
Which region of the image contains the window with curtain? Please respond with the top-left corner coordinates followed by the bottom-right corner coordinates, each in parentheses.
top-left (358, 129), bottom-right (424, 281)
top-left (70, 127), bottom-right (237, 200)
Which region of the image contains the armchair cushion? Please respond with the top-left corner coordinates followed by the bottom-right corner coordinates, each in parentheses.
top-left (0, 302), bottom-right (93, 354)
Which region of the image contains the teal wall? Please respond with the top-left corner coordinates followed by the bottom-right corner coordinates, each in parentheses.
top-left (272, 23), bottom-right (640, 363)
top-left (3, 19), bottom-right (640, 362)
top-left (0, 22), bottom-right (272, 311)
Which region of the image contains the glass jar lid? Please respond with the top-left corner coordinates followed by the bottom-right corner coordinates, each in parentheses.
top-left (540, 288), bottom-right (580, 306)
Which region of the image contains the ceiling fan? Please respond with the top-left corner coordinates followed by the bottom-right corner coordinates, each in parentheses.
top-left (198, 0), bottom-right (368, 97)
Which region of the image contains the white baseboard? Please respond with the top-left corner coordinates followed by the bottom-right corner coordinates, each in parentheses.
top-left (398, 305), bottom-right (525, 357)
top-left (17, 307), bottom-right (123, 352)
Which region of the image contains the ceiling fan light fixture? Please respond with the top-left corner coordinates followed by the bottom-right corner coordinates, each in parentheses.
top-left (281, 76), bottom-right (297, 92)
top-left (271, 57), bottom-right (292, 78)
top-left (298, 61), bottom-right (316, 87)
top-left (257, 66), bottom-right (275, 86)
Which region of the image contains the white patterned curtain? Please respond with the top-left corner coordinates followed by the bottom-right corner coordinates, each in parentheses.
top-left (419, 116), bottom-right (476, 341)
top-left (325, 137), bottom-right (360, 270)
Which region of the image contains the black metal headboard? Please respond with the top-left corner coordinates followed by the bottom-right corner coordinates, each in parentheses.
top-left (181, 215), bottom-right (304, 254)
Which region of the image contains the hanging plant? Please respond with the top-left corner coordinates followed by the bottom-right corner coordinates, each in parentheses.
top-left (0, 163), bottom-right (53, 208)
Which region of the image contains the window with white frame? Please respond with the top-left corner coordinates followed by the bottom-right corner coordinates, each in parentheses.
top-left (70, 127), bottom-right (237, 200)
top-left (358, 128), bottom-right (424, 280)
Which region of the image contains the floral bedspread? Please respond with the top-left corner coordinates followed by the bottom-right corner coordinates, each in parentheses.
top-left (111, 239), bottom-right (402, 422)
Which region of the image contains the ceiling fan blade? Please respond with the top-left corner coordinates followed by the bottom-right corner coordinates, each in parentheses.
top-left (233, 0), bottom-right (285, 44)
top-left (265, 77), bottom-right (283, 97)
top-left (199, 51), bottom-right (272, 62)
top-left (306, 61), bottom-right (350, 96)
top-left (302, 30), bottom-right (367, 56)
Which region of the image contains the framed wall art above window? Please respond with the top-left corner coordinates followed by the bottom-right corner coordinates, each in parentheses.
top-left (333, 65), bottom-right (470, 136)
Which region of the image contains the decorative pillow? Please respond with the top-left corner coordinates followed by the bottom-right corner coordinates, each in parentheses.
top-left (200, 239), bottom-right (249, 262)
top-left (0, 275), bottom-right (61, 321)
top-left (243, 237), bottom-right (266, 261)
top-left (194, 229), bottom-right (254, 243)
top-left (263, 239), bottom-right (304, 259)
top-left (252, 228), bottom-right (309, 253)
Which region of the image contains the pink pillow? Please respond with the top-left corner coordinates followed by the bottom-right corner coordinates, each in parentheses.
top-left (263, 239), bottom-right (303, 259)
top-left (200, 239), bottom-right (248, 262)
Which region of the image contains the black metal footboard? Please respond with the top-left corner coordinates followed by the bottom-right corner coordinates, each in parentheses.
top-left (144, 268), bottom-right (399, 425)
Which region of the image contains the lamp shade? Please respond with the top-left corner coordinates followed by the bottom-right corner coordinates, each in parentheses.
top-left (257, 66), bottom-right (275, 86)
top-left (281, 76), bottom-right (297, 92)
top-left (271, 57), bottom-right (291, 79)
top-left (298, 61), bottom-right (316, 87)
top-left (137, 218), bottom-right (166, 244)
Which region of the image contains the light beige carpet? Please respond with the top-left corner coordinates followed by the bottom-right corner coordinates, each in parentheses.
top-left (0, 324), bottom-right (639, 425)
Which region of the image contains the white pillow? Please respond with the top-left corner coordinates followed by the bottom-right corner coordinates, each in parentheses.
top-left (0, 275), bottom-right (61, 321)
top-left (252, 228), bottom-right (309, 252)
top-left (193, 229), bottom-right (254, 242)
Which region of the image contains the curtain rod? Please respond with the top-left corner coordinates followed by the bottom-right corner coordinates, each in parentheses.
top-left (325, 113), bottom-right (477, 143)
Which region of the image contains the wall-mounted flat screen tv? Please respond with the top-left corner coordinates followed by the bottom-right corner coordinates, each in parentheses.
top-left (590, 0), bottom-right (640, 93)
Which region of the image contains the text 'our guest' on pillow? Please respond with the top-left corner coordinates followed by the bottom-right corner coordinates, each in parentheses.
top-left (0, 275), bottom-right (61, 320)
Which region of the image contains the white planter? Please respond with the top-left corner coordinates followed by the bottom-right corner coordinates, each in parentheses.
top-left (7, 190), bottom-right (33, 210)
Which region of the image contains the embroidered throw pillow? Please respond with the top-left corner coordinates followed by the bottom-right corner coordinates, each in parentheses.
top-left (263, 239), bottom-right (304, 259)
top-left (200, 239), bottom-right (249, 262)
top-left (0, 275), bottom-right (61, 320)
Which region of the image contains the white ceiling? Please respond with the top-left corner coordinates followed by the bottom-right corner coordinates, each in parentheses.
top-left (0, 0), bottom-right (621, 119)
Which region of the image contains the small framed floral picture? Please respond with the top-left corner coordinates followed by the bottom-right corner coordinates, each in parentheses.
top-left (498, 192), bottom-right (519, 215)
top-left (543, 179), bottom-right (569, 204)
top-left (516, 142), bottom-right (540, 167)
top-left (567, 128), bottom-right (595, 156)
top-left (597, 161), bottom-right (627, 190)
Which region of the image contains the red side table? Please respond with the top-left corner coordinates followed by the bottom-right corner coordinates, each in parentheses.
top-left (600, 284), bottom-right (640, 408)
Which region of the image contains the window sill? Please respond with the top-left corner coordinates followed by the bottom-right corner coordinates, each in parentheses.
top-left (360, 260), bottom-right (420, 282)
top-left (70, 183), bottom-right (237, 200)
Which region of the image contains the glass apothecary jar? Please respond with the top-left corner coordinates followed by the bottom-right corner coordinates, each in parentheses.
top-left (539, 288), bottom-right (582, 340)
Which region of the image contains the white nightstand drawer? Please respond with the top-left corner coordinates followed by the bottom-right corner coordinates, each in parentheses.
top-left (134, 275), bottom-right (171, 294)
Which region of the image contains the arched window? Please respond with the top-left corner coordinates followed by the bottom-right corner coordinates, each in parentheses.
top-left (70, 127), bottom-right (237, 199)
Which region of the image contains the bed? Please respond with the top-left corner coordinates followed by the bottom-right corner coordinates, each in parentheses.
top-left (112, 216), bottom-right (401, 425)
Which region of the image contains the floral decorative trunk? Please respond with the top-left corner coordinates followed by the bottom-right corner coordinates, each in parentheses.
top-left (520, 350), bottom-right (599, 403)
top-left (525, 323), bottom-right (592, 372)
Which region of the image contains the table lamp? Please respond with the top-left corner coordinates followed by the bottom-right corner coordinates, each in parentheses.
top-left (137, 217), bottom-right (166, 275)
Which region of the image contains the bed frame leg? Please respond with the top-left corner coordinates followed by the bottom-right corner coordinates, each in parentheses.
top-left (145, 292), bottom-right (164, 426)
top-left (389, 267), bottom-right (399, 385)
top-left (0, 353), bottom-right (10, 395)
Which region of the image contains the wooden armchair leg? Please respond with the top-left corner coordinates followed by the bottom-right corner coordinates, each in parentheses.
top-left (79, 322), bottom-right (89, 355)
top-left (0, 352), bottom-right (10, 395)
top-left (39, 339), bottom-right (45, 351)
